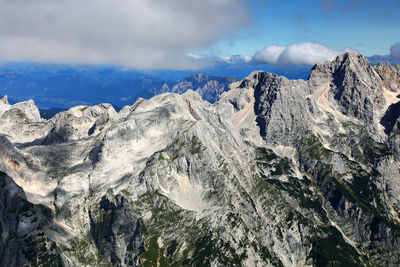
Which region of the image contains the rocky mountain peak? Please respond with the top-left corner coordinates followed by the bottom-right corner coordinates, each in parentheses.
top-left (0, 95), bottom-right (8, 105)
top-left (334, 51), bottom-right (371, 67)
top-left (0, 99), bottom-right (41, 123)
top-left (231, 70), bottom-right (263, 91)
top-left (307, 51), bottom-right (386, 122)
top-left (309, 51), bottom-right (377, 81)
top-left (0, 99), bottom-right (48, 144)
top-left (43, 103), bottom-right (118, 145)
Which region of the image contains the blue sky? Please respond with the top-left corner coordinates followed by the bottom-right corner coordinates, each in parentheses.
top-left (0, 0), bottom-right (399, 69)
top-left (204, 0), bottom-right (400, 58)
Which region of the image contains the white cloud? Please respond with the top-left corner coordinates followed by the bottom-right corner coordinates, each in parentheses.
top-left (253, 45), bottom-right (286, 65)
top-left (253, 42), bottom-right (346, 65)
top-left (0, 0), bottom-right (249, 70)
top-left (222, 55), bottom-right (252, 63)
top-left (390, 43), bottom-right (400, 58)
top-left (183, 53), bottom-right (251, 67)
top-left (186, 54), bottom-right (204, 60)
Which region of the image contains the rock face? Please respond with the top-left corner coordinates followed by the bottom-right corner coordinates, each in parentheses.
top-left (0, 171), bottom-right (63, 266)
top-left (89, 195), bottom-right (144, 266)
top-left (374, 62), bottom-right (400, 92)
top-left (0, 52), bottom-right (400, 266)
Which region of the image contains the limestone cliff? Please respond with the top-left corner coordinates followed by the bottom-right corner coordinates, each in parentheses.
top-left (0, 52), bottom-right (399, 266)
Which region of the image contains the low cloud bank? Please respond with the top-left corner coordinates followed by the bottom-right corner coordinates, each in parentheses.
top-left (253, 42), bottom-right (347, 66)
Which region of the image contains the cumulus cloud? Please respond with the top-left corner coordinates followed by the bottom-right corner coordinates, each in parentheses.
top-left (0, 0), bottom-right (249, 69)
top-left (253, 42), bottom-right (346, 65)
top-left (390, 43), bottom-right (400, 58)
top-left (253, 45), bottom-right (286, 65)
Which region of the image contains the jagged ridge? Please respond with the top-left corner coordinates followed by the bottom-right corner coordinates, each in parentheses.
top-left (0, 52), bottom-right (399, 266)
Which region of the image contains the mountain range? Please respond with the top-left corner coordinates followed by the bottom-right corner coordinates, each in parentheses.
top-left (0, 52), bottom-right (400, 266)
top-left (0, 62), bottom-right (314, 110)
top-left (0, 68), bottom-right (238, 112)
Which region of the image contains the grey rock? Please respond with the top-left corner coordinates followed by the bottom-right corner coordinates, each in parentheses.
top-left (0, 171), bottom-right (63, 266)
top-left (0, 52), bottom-right (400, 266)
top-left (374, 62), bottom-right (400, 92)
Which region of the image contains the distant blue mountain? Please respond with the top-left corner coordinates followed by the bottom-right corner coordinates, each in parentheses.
top-left (0, 61), bottom-right (314, 109)
top-left (154, 73), bottom-right (239, 103)
top-left (0, 65), bottom-right (176, 109)
top-left (201, 61), bottom-right (311, 80)
top-left (367, 55), bottom-right (400, 66)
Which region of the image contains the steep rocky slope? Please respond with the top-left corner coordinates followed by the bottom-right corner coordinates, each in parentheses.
top-left (0, 52), bottom-right (400, 266)
top-left (0, 171), bottom-right (63, 266)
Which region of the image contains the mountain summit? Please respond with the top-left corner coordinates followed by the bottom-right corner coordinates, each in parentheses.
top-left (0, 52), bottom-right (400, 266)
top-left (0, 95), bottom-right (8, 104)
